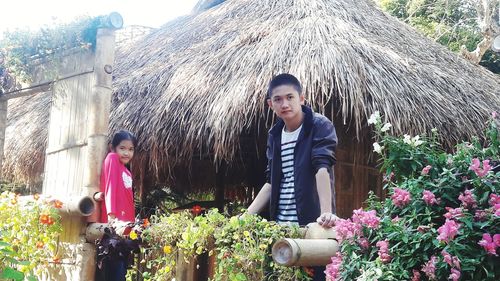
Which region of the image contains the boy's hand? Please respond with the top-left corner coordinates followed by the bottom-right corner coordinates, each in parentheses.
top-left (316, 212), bottom-right (338, 228)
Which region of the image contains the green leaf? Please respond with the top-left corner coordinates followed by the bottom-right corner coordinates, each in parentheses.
top-left (0, 267), bottom-right (25, 281)
top-left (235, 273), bottom-right (247, 281)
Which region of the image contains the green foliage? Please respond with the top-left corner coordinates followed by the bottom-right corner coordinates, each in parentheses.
top-left (377, 0), bottom-right (500, 74)
top-left (0, 192), bottom-right (63, 280)
top-left (0, 16), bottom-right (100, 88)
top-left (140, 210), bottom-right (311, 281)
top-left (327, 112), bottom-right (500, 280)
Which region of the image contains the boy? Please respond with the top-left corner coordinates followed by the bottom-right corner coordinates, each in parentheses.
top-left (247, 73), bottom-right (338, 281)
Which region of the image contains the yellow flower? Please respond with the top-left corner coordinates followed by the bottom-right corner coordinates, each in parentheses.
top-left (129, 230), bottom-right (138, 240)
top-left (165, 266), bottom-right (171, 273)
top-left (243, 231), bottom-right (250, 237)
top-left (163, 245), bottom-right (172, 254)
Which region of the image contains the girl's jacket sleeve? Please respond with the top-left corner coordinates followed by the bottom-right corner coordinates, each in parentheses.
top-left (102, 153), bottom-right (122, 216)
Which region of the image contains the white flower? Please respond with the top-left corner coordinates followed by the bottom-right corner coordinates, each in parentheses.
top-left (431, 128), bottom-right (438, 133)
top-left (412, 135), bottom-right (424, 147)
top-left (381, 123), bottom-right (392, 132)
top-left (403, 134), bottom-right (412, 145)
top-left (373, 142), bottom-right (384, 154)
top-left (367, 111), bottom-right (380, 125)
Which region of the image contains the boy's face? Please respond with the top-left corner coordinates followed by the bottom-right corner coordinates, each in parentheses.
top-left (267, 84), bottom-right (305, 123)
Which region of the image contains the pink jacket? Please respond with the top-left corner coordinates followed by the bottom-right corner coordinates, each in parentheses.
top-left (99, 153), bottom-right (135, 223)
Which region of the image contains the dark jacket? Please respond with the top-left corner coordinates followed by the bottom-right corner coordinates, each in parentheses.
top-left (266, 105), bottom-right (337, 225)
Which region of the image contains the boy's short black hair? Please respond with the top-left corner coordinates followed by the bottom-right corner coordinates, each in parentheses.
top-left (267, 73), bottom-right (302, 99)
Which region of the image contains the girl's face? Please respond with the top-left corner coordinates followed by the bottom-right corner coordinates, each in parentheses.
top-left (113, 139), bottom-right (135, 165)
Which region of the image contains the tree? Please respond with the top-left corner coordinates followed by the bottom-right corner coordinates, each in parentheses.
top-left (377, 0), bottom-right (500, 73)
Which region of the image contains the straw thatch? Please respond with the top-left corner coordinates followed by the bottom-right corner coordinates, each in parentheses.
top-left (3, 0), bottom-right (500, 188)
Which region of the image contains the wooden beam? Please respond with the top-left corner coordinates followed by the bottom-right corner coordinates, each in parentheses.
top-left (0, 83), bottom-right (51, 101)
top-left (215, 161), bottom-right (226, 212)
top-left (0, 69), bottom-right (94, 101)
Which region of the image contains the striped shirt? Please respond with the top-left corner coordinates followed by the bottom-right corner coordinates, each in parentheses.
top-left (277, 125), bottom-right (302, 224)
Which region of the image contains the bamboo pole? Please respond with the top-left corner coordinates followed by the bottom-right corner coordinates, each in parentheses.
top-left (85, 222), bottom-right (133, 243)
top-left (0, 100), bottom-right (7, 179)
top-left (271, 223), bottom-right (338, 267)
top-left (272, 238), bottom-right (339, 266)
top-left (60, 196), bottom-right (96, 216)
top-left (84, 27), bottom-right (116, 223)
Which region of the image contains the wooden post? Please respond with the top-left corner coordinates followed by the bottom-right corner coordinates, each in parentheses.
top-left (0, 100), bottom-right (7, 179)
top-left (85, 28), bottom-right (116, 223)
top-left (176, 251), bottom-right (197, 281)
top-left (214, 161), bottom-right (226, 212)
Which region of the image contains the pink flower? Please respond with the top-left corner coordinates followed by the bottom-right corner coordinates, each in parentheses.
top-left (417, 225), bottom-right (431, 233)
top-left (411, 270), bottom-right (421, 281)
top-left (391, 216), bottom-right (400, 223)
top-left (383, 172), bottom-right (394, 183)
top-left (324, 252), bottom-right (342, 281)
top-left (444, 207), bottom-right (463, 220)
top-left (478, 233), bottom-right (500, 256)
top-left (352, 209), bottom-right (380, 229)
top-left (492, 111), bottom-right (498, 118)
top-left (357, 237), bottom-right (370, 250)
top-left (421, 256), bottom-right (437, 280)
top-left (334, 218), bottom-right (362, 242)
top-left (449, 268), bottom-right (461, 281)
top-left (469, 158), bottom-right (492, 177)
top-left (376, 240), bottom-right (391, 263)
top-left (490, 194), bottom-right (500, 206)
top-left (422, 190), bottom-right (439, 205)
top-left (489, 194), bottom-right (500, 216)
top-left (441, 250), bottom-right (460, 269)
top-left (458, 189), bottom-right (477, 209)
top-left (391, 188), bottom-right (411, 208)
top-left (474, 210), bottom-right (487, 221)
top-left (421, 165), bottom-right (432, 175)
top-left (437, 219), bottom-right (461, 243)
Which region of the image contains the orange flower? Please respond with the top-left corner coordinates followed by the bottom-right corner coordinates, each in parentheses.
top-left (40, 214), bottom-right (49, 224)
top-left (52, 256), bottom-right (61, 264)
top-left (53, 200), bottom-right (63, 209)
top-left (47, 216), bottom-right (55, 225)
top-left (36, 241), bottom-right (44, 249)
top-left (10, 198), bottom-right (17, 205)
top-left (33, 193), bottom-right (40, 200)
top-left (192, 205), bottom-right (202, 216)
top-left (142, 218), bottom-right (150, 228)
top-left (303, 267), bottom-right (315, 277)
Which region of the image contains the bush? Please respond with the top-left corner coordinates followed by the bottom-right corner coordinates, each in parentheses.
top-left (326, 112), bottom-right (500, 281)
top-left (140, 209), bottom-right (311, 281)
top-left (0, 192), bottom-right (63, 280)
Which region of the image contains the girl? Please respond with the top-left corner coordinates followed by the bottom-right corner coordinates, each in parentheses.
top-left (99, 130), bottom-right (137, 281)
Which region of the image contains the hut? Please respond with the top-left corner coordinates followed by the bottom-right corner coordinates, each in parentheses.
top-left (3, 0), bottom-right (500, 218)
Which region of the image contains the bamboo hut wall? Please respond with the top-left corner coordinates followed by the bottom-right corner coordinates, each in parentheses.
top-left (43, 50), bottom-right (94, 204)
top-left (333, 119), bottom-right (383, 218)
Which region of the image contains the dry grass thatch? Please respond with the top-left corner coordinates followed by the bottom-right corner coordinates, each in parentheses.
top-left (3, 0), bottom-right (500, 186)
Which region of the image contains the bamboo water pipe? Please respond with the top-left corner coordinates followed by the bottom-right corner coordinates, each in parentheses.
top-left (271, 223), bottom-right (339, 267)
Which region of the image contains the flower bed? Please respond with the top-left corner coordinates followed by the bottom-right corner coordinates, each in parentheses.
top-left (326, 112), bottom-right (500, 280)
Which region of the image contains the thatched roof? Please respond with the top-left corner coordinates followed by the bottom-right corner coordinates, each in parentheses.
top-left (4, 0), bottom-right (500, 186)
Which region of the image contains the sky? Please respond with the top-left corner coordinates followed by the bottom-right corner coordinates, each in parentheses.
top-left (1, 0), bottom-right (199, 34)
